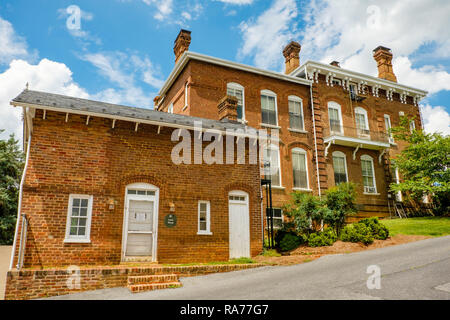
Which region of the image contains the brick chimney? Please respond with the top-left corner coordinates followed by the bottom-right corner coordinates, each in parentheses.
top-left (373, 46), bottom-right (397, 82)
top-left (283, 41), bottom-right (301, 74)
top-left (330, 61), bottom-right (340, 67)
top-left (174, 29), bottom-right (191, 64)
top-left (217, 95), bottom-right (238, 122)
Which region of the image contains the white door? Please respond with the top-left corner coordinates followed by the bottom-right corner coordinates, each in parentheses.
top-left (228, 191), bottom-right (250, 259)
top-left (126, 200), bottom-right (154, 256)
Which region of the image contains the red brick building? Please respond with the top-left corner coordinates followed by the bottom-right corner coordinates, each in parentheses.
top-left (157, 30), bottom-right (427, 222)
top-left (9, 90), bottom-right (262, 269)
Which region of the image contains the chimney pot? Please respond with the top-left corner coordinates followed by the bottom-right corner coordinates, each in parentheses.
top-left (373, 46), bottom-right (397, 82)
top-left (330, 61), bottom-right (340, 67)
top-left (174, 29), bottom-right (191, 64)
top-left (283, 41), bottom-right (301, 74)
top-left (217, 95), bottom-right (238, 122)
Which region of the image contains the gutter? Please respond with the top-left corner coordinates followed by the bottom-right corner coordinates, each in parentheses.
top-left (9, 109), bottom-right (32, 270)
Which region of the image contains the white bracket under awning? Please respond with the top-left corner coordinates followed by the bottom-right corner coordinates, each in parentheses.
top-left (324, 139), bottom-right (334, 157)
top-left (378, 148), bottom-right (388, 164)
top-left (353, 144), bottom-right (362, 160)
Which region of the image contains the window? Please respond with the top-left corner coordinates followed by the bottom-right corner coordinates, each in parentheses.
top-left (184, 82), bottom-right (189, 108)
top-left (332, 79), bottom-right (342, 86)
top-left (355, 107), bottom-right (370, 137)
top-left (332, 151), bottom-right (348, 185)
top-left (409, 120), bottom-right (416, 133)
top-left (328, 101), bottom-right (343, 134)
top-left (349, 83), bottom-right (358, 98)
top-left (168, 103), bottom-right (174, 114)
top-left (227, 82), bottom-right (245, 121)
top-left (261, 90), bottom-right (277, 126)
top-left (384, 114), bottom-right (394, 143)
top-left (198, 201), bottom-right (211, 235)
top-left (292, 148), bottom-right (309, 189)
top-left (263, 144), bottom-right (281, 187)
top-left (361, 155), bottom-right (377, 194)
top-left (65, 194), bottom-right (93, 243)
top-left (271, 208), bottom-right (283, 229)
top-left (288, 96), bottom-right (304, 131)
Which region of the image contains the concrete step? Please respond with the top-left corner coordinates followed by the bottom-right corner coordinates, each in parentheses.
top-left (128, 281), bottom-right (182, 293)
top-left (128, 274), bottom-right (179, 285)
top-left (121, 256), bottom-right (155, 263)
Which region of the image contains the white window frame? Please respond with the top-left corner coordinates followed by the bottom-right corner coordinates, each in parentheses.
top-left (355, 107), bottom-right (370, 130)
top-left (64, 194), bottom-right (93, 243)
top-left (168, 103), bottom-right (174, 114)
top-left (197, 200), bottom-right (212, 235)
top-left (384, 114), bottom-right (394, 144)
top-left (288, 95), bottom-right (305, 132)
top-left (271, 208), bottom-right (284, 229)
top-left (260, 89), bottom-right (278, 127)
top-left (332, 151), bottom-right (348, 185)
top-left (361, 155), bottom-right (378, 194)
top-left (263, 143), bottom-right (282, 187)
top-left (227, 82), bottom-right (245, 122)
top-left (291, 147), bottom-right (310, 191)
top-left (328, 101), bottom-right (344, 134)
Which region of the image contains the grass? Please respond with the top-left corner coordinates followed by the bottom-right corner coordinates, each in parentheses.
top-left (259, 249), bottom-right (281, 257)
top-left (381, 217), bottom-right (450, 237)
top-left (163, 257), bottom-right (255, 267)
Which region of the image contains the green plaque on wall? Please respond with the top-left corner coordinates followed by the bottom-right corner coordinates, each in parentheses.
top-left (164, 214), bottom-right (177, 228)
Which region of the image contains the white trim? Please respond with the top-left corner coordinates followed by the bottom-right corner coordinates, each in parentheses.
top-left (361, 155), bottom-right (377, 194)
top-left (227, 82), bottom-right (245, 121)
top-left (263, 143), bottom-right (282, 187)
top-left (288, 128), bottom-right (308, 134)
top-left (332, 151), bottom-right (349, 184)
top-left (197, 200), bottom-right (212, 235)
top-left (288, 95), bottom-right (305, 131)
top-left (184, 82), bottom-right (189, 110)
top-left (384, 114), bottom-right (394, 144)
top-left (355, 107), bottom-right (370, 131)
top-left (158, 51), bottom-right (312, 98)
top-left (122, 183), bottom-right (159, 261)
top-left (328, 101), bottom-right (344, 134)
top-left (292, 147), bottom-right (309, 190)
top-left (64, 194), bottom-right (93, 243)
top-left (168, 103), bottom-right (174, 114)
top-left (324, 135), bottom-right (390, 150)
top-left (260, 89), bottom-right (278, 126)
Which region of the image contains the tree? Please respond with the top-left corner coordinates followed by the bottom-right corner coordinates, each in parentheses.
top-left (390, 116), bottom-right (450, 216)
top-left (0, 130), bottom-right (24, 244)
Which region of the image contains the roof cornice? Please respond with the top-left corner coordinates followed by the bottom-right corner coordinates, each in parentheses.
top-left (158, 51), bottom-right (312, 98)
top-left (292, 60), bottom-right (428, 97)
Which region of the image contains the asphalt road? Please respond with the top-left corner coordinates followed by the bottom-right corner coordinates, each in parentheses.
top-left (45, 236), bottom-right (450, 300)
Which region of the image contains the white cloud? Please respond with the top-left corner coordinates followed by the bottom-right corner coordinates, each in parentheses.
top-left (420, 104), bottom-right (450, 135)
top-left (0, 17), bottom-right (36, 65)
top-left (238, 0), bottom-right (298, 70)
top-left (216, 0), bottom-right (254, 4)
top-left (143, 0), bottom-right (173, 21)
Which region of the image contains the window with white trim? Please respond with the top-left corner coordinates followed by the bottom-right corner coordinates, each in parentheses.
top-left (288, 95), bottom-right (304, 131)
top-left (261, 90), bottom-right (277, 126)
top-left (263, 144), bottom-right (281, 187)
top-left (272, 208), bottom-right (283, 229)
top-left (355, 107), bottom-right (370, 137)
top-left (227, 82), bottom-right (245, 121)
top-left (361, 155), bottom-right (377, 194)
top-left (332, 151), bottom-right (348, 185)
top-left (65, 194), bottom-right (93, 243)
top-left (409, 120), bottom-right (416, 133)
top-left (292, 148), bottom-right (308, 189)
top-left (198, 201), bottom-right (211, 234)
top-left (328, 101), bottom-right (343, 134)
top-left (384, 114), bottom-right (394, 143)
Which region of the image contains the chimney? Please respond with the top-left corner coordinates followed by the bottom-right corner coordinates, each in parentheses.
top-left (330, 61), bottom-right (340, 67)
top-left (373, 46), bottom-right (397, 82)
top-left (283, 41), bottom-right (301, 74)
top-left (174, 29), bottom-right (191, 64)
top-left (217, 95), bottom-right (238, 122)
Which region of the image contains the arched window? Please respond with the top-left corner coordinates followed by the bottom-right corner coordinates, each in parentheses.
top-left (332, 151), bottom-right (348, 185)
top-left (227, 82), bottom-right (245, 121)
top-left (288, 95), bottom-right (304, 131)
top-left (261, 89), bottom-right (278, 126)
top-left (355, 107), bottom-right (369, 137)
top-left (263, 144), bottom-right (281, 187)
top-left (292, 147), bottom-right (309, 189)
top-left (361, 155), bottom-right (377, 193)
top-left (328, 101), bottom-right (343, 134)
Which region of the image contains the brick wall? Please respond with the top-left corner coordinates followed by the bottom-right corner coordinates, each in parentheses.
top-left (11, 109), bottom-right (262, 268)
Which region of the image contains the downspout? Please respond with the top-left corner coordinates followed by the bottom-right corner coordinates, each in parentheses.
top-left (308, 67), bottom-right (322, 198)
top-left (9, 108), bottom-right (32, 270)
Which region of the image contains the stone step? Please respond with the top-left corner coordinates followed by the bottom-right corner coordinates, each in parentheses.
top-left (128, 274), bottom-right (179, 285)
top-left (128, 281), bottom-right (182, 293)
top-left (121, 256), bottom-right (155, 263)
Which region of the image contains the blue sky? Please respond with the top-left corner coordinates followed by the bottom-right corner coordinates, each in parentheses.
top-left (1, 0), bottom-right (449, 141)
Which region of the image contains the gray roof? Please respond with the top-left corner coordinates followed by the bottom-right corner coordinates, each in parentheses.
top-left (12, 90), bottom-right (251, 132)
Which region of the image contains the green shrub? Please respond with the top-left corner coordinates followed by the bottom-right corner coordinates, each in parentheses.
top-left (279, 233), bottom-right (302, 252)
top-left (359, 217), bottom-right (389, 240)
top-left (340, 223), bottom-right (374, 245)
top-left (308, 228), bottom-right (337, 247)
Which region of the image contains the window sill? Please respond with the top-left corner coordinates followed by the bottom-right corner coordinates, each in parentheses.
top-left (64, 238), bottom-right (91, 244)
top-left (197, 231), bottom-right (213, 236)
top-left (266, 185), bottom-right (285, 190)
top-left (288, 128), bottom-right (308, 134)
top-left (363, 192), bottom-right (380, 196)
top-left (292, 188), bottom-right (313, 192)
top-left (260, 123), bottom-right (281, 129)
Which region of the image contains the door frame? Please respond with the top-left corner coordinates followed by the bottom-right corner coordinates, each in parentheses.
top-left (228, 190), bottom-right (250, 259)
top-left (121, 183), bottom-right (159, 261)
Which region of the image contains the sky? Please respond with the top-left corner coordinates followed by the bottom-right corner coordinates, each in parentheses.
top-left (0, 0), bottom-right (449, 144)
